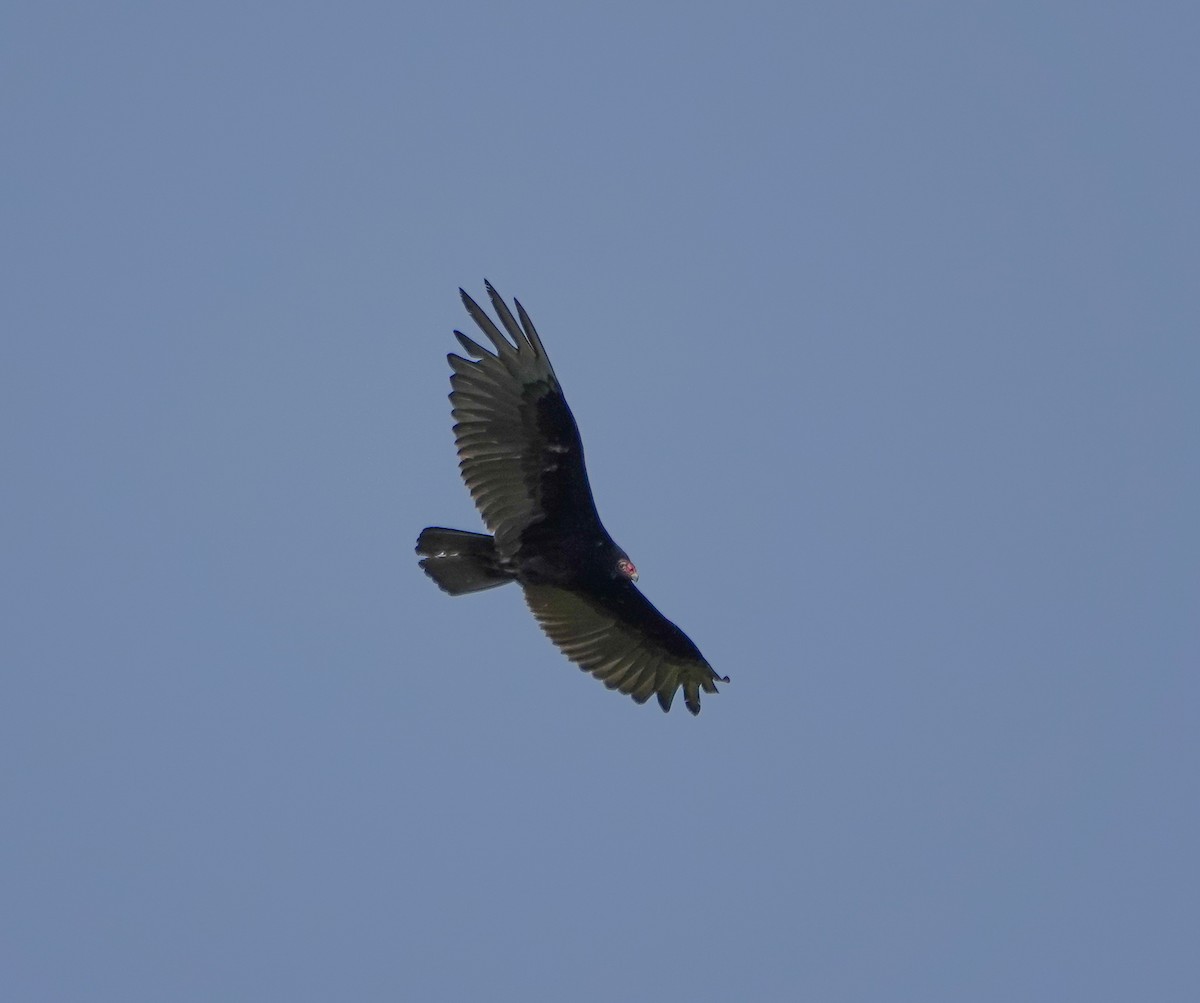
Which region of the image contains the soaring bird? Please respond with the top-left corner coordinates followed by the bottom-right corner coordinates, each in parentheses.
top-left (417, 283), bottom-right (726, 714)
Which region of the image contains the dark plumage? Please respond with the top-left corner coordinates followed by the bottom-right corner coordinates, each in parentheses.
top-left (417, 283), bottom-right (727, 714)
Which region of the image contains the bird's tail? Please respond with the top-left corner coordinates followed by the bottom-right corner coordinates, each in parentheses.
top-left (416, 527), bottom-right (513, 595)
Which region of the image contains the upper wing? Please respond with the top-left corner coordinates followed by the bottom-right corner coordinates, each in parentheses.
top-left (448, 283), bottom-right (602, 554)
top-left (522, 582), bottom-right (728, 715)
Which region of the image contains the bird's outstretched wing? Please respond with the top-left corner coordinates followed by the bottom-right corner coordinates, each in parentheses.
top-left (522, 582), bottom-right (729, 715)
top-left (449, 283), bottom-right (602, 554)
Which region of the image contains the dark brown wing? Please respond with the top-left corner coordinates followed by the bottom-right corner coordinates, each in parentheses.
top-left (449, 283), bottom-right (602, 555)
top-left (522, 583), bottom-right (728, 715)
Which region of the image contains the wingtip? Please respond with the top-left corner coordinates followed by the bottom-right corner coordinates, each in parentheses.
top-left (459, 287), bottom-right (483, 312)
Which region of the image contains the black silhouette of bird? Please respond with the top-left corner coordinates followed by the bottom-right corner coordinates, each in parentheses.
top-left (417, 283), bottom-right (726, 714)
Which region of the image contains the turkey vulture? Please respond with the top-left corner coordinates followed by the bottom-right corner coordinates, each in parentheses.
top-left (416, 282), bottom-right (727, 714)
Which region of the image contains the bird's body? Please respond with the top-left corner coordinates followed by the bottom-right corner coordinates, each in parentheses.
top-left (417, 283), bottom-right (726, 714)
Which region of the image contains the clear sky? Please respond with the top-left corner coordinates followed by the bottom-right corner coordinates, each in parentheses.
top-left (3, 3), bottom-right (1197, 1001)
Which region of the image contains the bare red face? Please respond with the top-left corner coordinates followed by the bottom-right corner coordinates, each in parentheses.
top-left (616, 557), bottom-right (639, 582)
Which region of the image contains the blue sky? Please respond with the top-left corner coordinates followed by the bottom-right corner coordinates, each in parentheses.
top-left (3, 3), bottom-right (1197, 1000)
